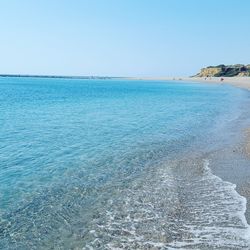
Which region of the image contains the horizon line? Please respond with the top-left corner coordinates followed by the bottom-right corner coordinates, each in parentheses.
top-left (0, 74), bottom-right (125, 79)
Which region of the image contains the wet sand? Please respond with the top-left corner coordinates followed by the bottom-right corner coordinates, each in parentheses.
top-left (244, 128), bottom-right (250, 156)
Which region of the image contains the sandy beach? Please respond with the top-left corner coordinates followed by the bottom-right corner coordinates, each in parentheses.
top-left (130, 76), bottom-right (250, 90)
top-left (245, 128), bottom-right (250, 156)
top-left (181, 77), bottom-right (250, 90)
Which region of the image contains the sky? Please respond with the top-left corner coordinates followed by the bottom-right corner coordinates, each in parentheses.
top-left (0, 0), bottom-right (250, 77)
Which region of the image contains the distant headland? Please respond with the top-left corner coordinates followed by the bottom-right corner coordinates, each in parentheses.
top-left (194, 64), bottom-right (250, 77)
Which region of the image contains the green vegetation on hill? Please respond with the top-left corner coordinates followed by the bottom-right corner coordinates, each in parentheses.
top-left (195, 64), bottom-right (250, 77)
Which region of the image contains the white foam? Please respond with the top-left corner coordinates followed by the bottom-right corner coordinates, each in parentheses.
top-left (167, 159), bottom-right (250, 249)
top-left (203, 159), bottom-right (250, 240)
top-left (83, 158), bottom-right (250, 249)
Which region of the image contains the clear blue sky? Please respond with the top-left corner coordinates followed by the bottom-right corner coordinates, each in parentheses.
top-left (1, 0), bottom-right (250, 77)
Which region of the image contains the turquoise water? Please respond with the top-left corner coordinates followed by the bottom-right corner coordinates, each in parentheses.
top-left (1, 77), bottom-right (250, 249)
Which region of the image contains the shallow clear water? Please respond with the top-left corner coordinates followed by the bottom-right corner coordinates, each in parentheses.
top-left (0, 77), bottom-right (250, 249)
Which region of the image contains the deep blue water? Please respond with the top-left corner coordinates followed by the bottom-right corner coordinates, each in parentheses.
top-left (1, 77), bottom-right (250, 249)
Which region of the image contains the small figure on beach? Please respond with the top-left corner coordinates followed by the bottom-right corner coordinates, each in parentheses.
top-left (220, 77), bottom-right (224, 82)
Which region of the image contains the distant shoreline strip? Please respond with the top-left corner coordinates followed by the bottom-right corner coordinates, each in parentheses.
top-left (0, 74), bottom-right (121, 80)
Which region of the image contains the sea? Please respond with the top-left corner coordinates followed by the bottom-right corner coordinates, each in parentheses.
top-left (1, 77), bottom-right (250, 249)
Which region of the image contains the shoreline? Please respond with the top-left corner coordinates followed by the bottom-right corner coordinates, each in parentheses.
top-left (180, 77), bottom-right (250, 224)
top-left (181, 77), bottom-right (250, 226)
top-left (129, 76), bottom-right (250, 90)
top-left (179, 77), bottom-right (250, 91)
top-left (2, 74), bottom-right (250, 90)
top-left (131, 77), bottom-right (250, 155)
top-left (132, 76), bottom-right (250, 226)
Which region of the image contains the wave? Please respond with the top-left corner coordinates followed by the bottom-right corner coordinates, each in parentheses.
top-left (1, 156), bottom-right (249, 249)
top-left (83, 158), bottom-right (250, 249)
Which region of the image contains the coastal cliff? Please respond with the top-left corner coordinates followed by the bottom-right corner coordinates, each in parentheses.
top-left (195, 64), bottom-right (250, 77)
